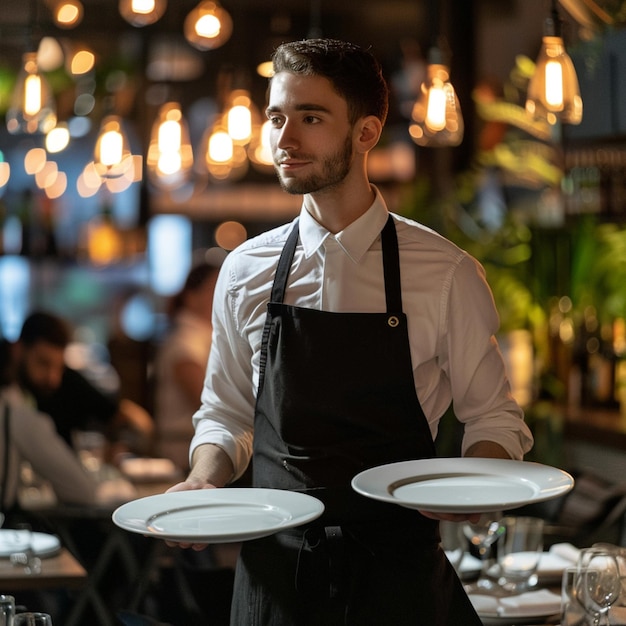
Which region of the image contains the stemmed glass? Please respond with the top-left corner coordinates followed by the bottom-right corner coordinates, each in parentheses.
top-left (576, 547), bottom-right (622, 625)
top-left (462, 512), bottom-right (505, 593)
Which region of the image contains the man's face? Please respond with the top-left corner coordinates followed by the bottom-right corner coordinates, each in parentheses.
top-left (266, 72), bottom-right (355, 195)
top-left (18, 340), bottom-right (65, 398)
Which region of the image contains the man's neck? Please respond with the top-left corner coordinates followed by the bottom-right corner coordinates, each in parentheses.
top-left (303, 181), bottom-right (376, 235)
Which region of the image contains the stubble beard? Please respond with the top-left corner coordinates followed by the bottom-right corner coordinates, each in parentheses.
top-left (274, 133), bottom-right (353, 195)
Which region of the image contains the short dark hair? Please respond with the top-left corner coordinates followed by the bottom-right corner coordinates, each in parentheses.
top-left (272, 38), bottom-right (389, 126)
top-left (19, 311), bottom-right (71, 349)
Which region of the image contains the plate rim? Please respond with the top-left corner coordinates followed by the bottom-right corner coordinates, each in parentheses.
top-left (350, 457), bottom-right (574, 513)
top-left (112, 487), bottom-right (325, 542)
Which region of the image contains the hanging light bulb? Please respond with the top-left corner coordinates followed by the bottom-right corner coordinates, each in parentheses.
top-left (119, 0), bottom-right (167, 27)
top-left (93, 115), bottom-right (136, 181)
top-left (409, 47), bottom-right (463, 148)
top-left (6, 51), bottom-right (57, 135)
top-left (198, 121), bottom-right (248, 182)
top-left (248, 119), bottom-right (274, 173)
top-left (147, 101), bottom-right (194, 189)
top-left (184, 1), bottom-right (233, 51)
top-left (50, 0), bottom-right (84, 28)
top-left (225, 89), bottom-right (261, 144)
top-left (526, 1), bottom-right (582, 126)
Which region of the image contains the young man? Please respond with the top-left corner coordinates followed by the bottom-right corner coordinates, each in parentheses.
top-left (15, 311), bottom-right (154, 452)
top-left (170, 39), bottom-right (533, 624)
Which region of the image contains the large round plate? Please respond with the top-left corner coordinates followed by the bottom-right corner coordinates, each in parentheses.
top-left (0, 530), bottom-right (61, 558)
top-left (112, 488), bottom-right (325, 543)
top-left (351, 458), bottom-right (574, 513)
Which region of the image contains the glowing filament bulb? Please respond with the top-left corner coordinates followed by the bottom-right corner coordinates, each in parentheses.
top-left (100, 130), bottom-right (124, 166)
top-left (228, 105), bottom-right (252, 142)
top-left (24, 74), bottom-right (42, 116)
top-left (208, 131), bottom-right (233, 162)
top-left (132, 0), bottom-right (156, 13)
top-left (545, 61), bottom-right (564, 108)
top-left (425, 83), bottom-right (446, 132)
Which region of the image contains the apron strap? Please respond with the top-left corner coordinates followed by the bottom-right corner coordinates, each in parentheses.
top-left (381, 215), bottom-right (402, 313)
top-left (271, 220), bottom-right (300, 304)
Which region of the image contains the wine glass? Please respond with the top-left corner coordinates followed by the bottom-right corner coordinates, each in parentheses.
top-left (577, 547), bottom-right (621, 625)
top-left (462, 512), bottom-right (505, 593)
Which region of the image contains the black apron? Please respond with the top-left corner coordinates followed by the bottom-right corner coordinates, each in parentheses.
top-left (230, 216), bottom-right (481, 626)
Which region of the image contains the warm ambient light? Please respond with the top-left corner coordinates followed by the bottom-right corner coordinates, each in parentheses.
top-left (119, 0), bottom-right (167, 27)
top-left (46, 123), bottom-right (71, 152)
top-left (147, 102), bottom-right (194, 190)
top-left (6, 52), bottom-right (57, 135)
top-left (409, 47), bottom-right (464, 148)
top-left (525, 2), bottom-right (582, 126)
top-left (93, 115), bottom-right (139, 182)
top-left (184, 1), bottom-right (233, 51)
top-left (52, 0), bottom-right (84, 28)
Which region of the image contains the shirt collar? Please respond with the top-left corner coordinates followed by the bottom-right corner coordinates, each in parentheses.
top-left (298, 186), bottom-right (389, 263)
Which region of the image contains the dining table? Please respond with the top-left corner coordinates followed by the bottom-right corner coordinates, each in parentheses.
top-left (19, 457), bottom-right (183, 626)
top-left (0, 548), bottom-right (87, 592)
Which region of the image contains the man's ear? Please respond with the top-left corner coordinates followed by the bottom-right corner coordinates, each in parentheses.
top-left (355, 115), bottom-right (383, 153)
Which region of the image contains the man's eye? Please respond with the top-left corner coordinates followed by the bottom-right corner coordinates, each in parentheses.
top-left (303, 116), bottom-right (319, 124)
top-left (268, 116), bottom-right (283, 126)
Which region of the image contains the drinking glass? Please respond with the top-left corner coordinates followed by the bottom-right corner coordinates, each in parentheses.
top-left (462, 512), bottom-right (505, 592)
top-left (0, 595), bottom-right (15, 626)
top-left (9, 524), bottom-right (41, 575)
top-left (439, 520), bottom-right (464, 574)
top-left (562, 567), bottom-right (596, 626)
top-left (577, 547), bottom-right (621, 626)
top-left (13, 614), bottom-right (52, 626)
top-left (497, 516), bottom-right (544, 593)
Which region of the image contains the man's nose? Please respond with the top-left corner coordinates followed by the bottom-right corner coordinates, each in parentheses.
top-left (276, 120), bottom-right (298, 151)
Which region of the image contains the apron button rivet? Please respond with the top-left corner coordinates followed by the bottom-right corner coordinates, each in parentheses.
top-left (388, 316), bottom-right (399, 327)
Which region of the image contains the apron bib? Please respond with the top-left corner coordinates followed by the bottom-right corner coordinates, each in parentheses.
top-left (231, 216), bottom-right (481, 626)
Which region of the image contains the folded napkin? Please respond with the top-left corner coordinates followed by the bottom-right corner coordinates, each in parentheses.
top-left (549, 542), bottom-right (581, 564)
top-left (498, 589), bottom-right (562, 616)
top-left (469, 589), bottom-right (562, 618)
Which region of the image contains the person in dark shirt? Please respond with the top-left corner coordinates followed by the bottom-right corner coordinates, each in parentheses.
top-left (14, 310), bottom-right (154, 453)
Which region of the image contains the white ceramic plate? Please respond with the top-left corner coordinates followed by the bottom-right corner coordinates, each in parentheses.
top-left (112, 488), bottom-right (325, 543)
top-left (0, 530), bottom-right (61, 558)
top-left (351, 458), bottom-right (574, 513)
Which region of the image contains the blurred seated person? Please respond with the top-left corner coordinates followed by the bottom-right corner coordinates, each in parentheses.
top-left (14, 310), bottom-right (154, 458)
top-left (154, 260), bottom-right (221, 471)
top-left (0, 339), bottom-right (97, 515)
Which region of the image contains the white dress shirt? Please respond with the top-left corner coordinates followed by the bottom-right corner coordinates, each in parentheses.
top-left (155, 309), bottom-right (213, 469)
top-left (191, 187), bottom-right (533, 477)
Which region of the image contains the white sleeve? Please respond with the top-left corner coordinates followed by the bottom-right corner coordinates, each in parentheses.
top-left (190, 257), bottom-right (255, 478)
top-left (444, 255), bottom-right (534, 459)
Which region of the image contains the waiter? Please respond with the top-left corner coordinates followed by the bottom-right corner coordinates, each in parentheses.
top-left (169, 38), bottom-right (534, 625)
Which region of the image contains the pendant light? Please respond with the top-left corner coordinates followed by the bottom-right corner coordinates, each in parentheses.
top-left (119, 0), bottom-right (167, 27)
top-left (147, 101), bottom-right (194, 189)
top-left (93, 115), bottom-right (135, 181)
top-left (184, 1), bottom-right (233, 51)
top-left (6, 50), bottom-right (57, 135)
top-left (526, 0), bottom-right (583, 126)
top-left (48, 0), bottom-right (84, 28)
top-left (409, 45), bottom-right (463, 147)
